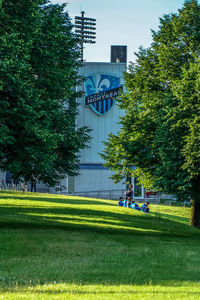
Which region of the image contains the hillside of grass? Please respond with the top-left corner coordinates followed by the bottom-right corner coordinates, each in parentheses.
top-left (0, 190), bottom-right (200, 300)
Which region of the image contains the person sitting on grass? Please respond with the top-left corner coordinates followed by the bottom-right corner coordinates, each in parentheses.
top-left (140, 201), bottom-right (150, 213)
top-left (130, 199), bottom-right (135, 208)
top-left (118, 197), bottom-right (124, 207)
top-left (127, 197), bottom-right (132, 208)
top-left (123, 196), bottom-right (129, 207)
top-left (130, 200), bottom-right (140, 210)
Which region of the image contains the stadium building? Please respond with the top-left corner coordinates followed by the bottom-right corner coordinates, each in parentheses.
top-left (68, 46), bottom-right (130, 199)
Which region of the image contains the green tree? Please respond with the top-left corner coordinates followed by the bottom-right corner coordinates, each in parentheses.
top-left (0, 0), bottom-right (90, 188)
top-left (101, 0), bottom-right (200, 228)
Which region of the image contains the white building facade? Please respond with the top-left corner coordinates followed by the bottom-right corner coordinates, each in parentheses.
top-left (68, 60), bottom-right (127, 198)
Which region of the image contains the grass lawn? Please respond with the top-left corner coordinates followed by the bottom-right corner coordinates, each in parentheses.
top-left (0, 190), bottom-right (200, 299)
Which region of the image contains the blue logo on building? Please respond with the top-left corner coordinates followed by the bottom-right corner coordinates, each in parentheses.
top-left (84, 74), bottom-right (120, 116)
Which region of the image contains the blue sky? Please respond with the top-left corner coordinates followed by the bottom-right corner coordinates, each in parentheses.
top-left (50, 0), bottom-right (192, 63)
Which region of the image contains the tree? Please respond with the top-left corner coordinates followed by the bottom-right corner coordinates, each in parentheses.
top-left (101, 0), bottom-right (200, 228)
top-left (0, 0), bottom-right (90, 187)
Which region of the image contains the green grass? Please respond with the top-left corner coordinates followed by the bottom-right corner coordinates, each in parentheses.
top-left (0, 190), bottom-right (200, 299)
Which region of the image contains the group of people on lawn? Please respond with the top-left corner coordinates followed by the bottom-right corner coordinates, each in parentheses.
top-left (118, 184), bottom-right (150, 213)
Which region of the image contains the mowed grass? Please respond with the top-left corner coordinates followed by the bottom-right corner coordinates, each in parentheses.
top-left (0, 191), bottom-right (200, 299)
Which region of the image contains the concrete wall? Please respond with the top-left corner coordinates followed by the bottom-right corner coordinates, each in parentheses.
top-left (74, 168), bottom-right (125, 193)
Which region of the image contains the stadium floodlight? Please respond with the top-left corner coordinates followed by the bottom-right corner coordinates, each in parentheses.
top-left (74, 11), bottom-right (96, 61)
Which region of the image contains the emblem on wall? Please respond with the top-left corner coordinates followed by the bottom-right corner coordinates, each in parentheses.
top-left (84, 74), bottom-right (122, 116)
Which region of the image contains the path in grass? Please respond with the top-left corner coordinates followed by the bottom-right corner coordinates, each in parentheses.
top-left (0, 191), bottom-right (200, 299)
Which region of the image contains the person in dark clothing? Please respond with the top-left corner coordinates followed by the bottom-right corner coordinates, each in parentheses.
top-left (31, 182), bottom-right (36, 192)
top-left (141, 201), bottom-right (150, 213)
top-left (126, 184), bottom-right (134, 199)
top-left (31, 177), bottom-right (37, 192)
top-left (118, 197), bottom-right (124, 207)
top-left (128, 197), bottom-right (133, 208)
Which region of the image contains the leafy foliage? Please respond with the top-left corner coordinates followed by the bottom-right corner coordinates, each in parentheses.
top-left (0, 0), bottom-right (90, 186)
top-left (102, 0), bottom-right (200, 202)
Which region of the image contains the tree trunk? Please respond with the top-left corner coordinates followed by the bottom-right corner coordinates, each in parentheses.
top-left (190, 177), bottom-right (200, 229)
top-left (190, 200), bottom-right (200, 228)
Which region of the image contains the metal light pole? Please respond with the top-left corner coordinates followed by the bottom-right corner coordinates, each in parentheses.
top-left (74, 11), bottom-right (96, 62)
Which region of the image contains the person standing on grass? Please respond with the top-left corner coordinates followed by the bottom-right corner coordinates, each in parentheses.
top-left (126, 184), bottom-right (134, 199)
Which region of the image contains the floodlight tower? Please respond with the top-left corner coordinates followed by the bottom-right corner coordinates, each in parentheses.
top-left (74, 11), bottom-right (96, 62)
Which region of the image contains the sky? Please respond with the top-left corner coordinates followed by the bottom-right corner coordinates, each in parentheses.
top-left (50, 0), bottom-right (190, 64)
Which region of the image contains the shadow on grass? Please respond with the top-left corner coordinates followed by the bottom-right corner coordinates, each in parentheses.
top-left (155, 212), bottom-right (189, 223)
top-left (1, 193), bottom-right (200, 290)
top-left (0, 203), bottom-right (199, 239)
